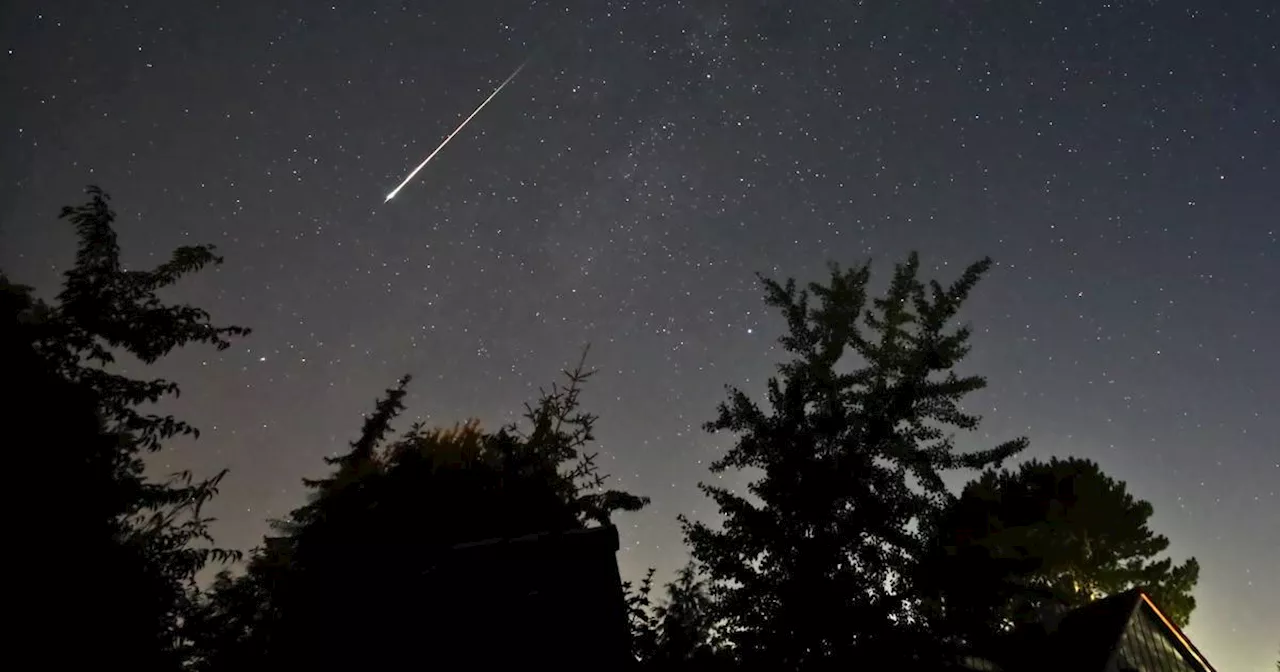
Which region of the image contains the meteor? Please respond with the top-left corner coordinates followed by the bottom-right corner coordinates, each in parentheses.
top-left (383, 60), bottom-right (528, 202)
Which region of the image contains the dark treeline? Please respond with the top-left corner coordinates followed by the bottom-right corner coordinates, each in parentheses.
top-left (7, 187), bottom-right (1201, 670)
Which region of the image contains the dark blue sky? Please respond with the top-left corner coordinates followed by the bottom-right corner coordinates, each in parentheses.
top-left (2, 1), bottom-right (1275, 667)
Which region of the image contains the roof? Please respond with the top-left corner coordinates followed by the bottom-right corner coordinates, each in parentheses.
top-left (1129, 591), bottom-right (1217, 672)
top-left (983, 589), bottom-right (1217, 672)
top-left (419, 524), bottom-right (633, 668)
top-left (1048, 589), bottom-right (1148, 669)
top-left (446, 522), bottom-right (621, 556)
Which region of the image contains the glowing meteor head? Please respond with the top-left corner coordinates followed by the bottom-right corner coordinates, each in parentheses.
top-left (382, 58), bottom-right (527, 206)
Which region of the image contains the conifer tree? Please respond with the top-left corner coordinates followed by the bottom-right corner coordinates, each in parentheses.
top-left (682, 253), bottom-right (1026, 668)
top-left (918, 456), bottom-right (1201, 639)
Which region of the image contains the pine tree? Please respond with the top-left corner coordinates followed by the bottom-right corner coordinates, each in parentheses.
top-left (681, 253), bottom-right (1027, 668)
top-left (6, 186), bottom-right (248, 669)
top-left (918, 456), bottom-right (1201, 638)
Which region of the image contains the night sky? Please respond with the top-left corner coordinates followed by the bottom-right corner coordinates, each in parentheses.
top-left (2, 1), bottom-right (1276, 667)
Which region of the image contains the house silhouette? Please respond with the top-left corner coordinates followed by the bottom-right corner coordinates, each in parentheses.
top-left (416, 523), bottom-right (633, 669)
top-left (963, 588), bottom-right (1216, 672)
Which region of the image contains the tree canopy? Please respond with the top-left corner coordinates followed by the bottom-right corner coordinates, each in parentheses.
top-left (5, 186), bottom-right (248, 669)
top-left (6, 187), bottom-right (1217, 669)
top-left (681, 253), bottom-right (1028, 668)
top-left (918, 456), bottom-right (1201, 642)
top-left (625, 562), bottom-right (732, 670)
top-left (188, 352), bottom-right (649, 670)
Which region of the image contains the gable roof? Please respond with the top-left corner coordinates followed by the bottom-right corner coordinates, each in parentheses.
top-left (1123, 591), bottom-right (1217, 672)
top-left (983, 589), bottom-right (1217, 672)
top-left (1047, 589), bottom-right (1145, 669)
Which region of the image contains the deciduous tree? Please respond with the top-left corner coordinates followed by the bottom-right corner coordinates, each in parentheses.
top-left (190, 351), bottom-right (648, 669)
top-left (624, 563), bottom-right (731, 670)
top-left (5, 186), bottom-right (248, 669)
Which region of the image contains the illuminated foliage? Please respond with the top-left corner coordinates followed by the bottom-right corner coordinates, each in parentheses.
top-left (919, 456), bottom-right (1201, 642)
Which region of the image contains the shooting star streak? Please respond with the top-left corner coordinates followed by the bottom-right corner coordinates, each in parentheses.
top-left (383, 60), bottom-right (528, 203)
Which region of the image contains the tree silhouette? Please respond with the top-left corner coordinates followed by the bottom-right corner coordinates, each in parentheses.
top-left (652, 563), bottom-right (731, 668)
top-left (624, 563), bottom-right (731, 670)
top-left (918, 456), bottom-right (1201, 645)
top-left (681, 253), bottom-right (1027, 668)
top-left (624, 568), bottom-right (662, 663)
top-left (5, 186), bottom-right (248, 669)
top-left (189, 350), bottom-right (648, 669)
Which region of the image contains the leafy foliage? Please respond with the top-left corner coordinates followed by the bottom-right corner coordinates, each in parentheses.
top-left (681, 253), bottom-right (1027, 668)
top-left (42, 187), bottom-right (249, 448)
top-left (5, 186), bottom-right (247, 669)
top-left (918, 456), bottom-right (1201, 641)
top-left (652, 563), bottom-right (731, 668)
top-left (624, 563), bottom-right (731, 670)
top-left (624, 568), bottom-right (662, 662)
top-left (188, 350), bottom-right (649, 670)
top-left (10, 192), bottom-right (1210, 669)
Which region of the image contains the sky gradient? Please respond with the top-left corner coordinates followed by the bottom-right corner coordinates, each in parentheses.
top-left (2, 1), bottom-right (1276, 668)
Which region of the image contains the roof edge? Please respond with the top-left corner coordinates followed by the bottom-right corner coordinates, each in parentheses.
top-left (1136, 591), bottom-right (1217, 672)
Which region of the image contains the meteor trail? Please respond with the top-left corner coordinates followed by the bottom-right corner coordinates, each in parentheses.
top-left (383, 60), bottom-right (528, 203)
